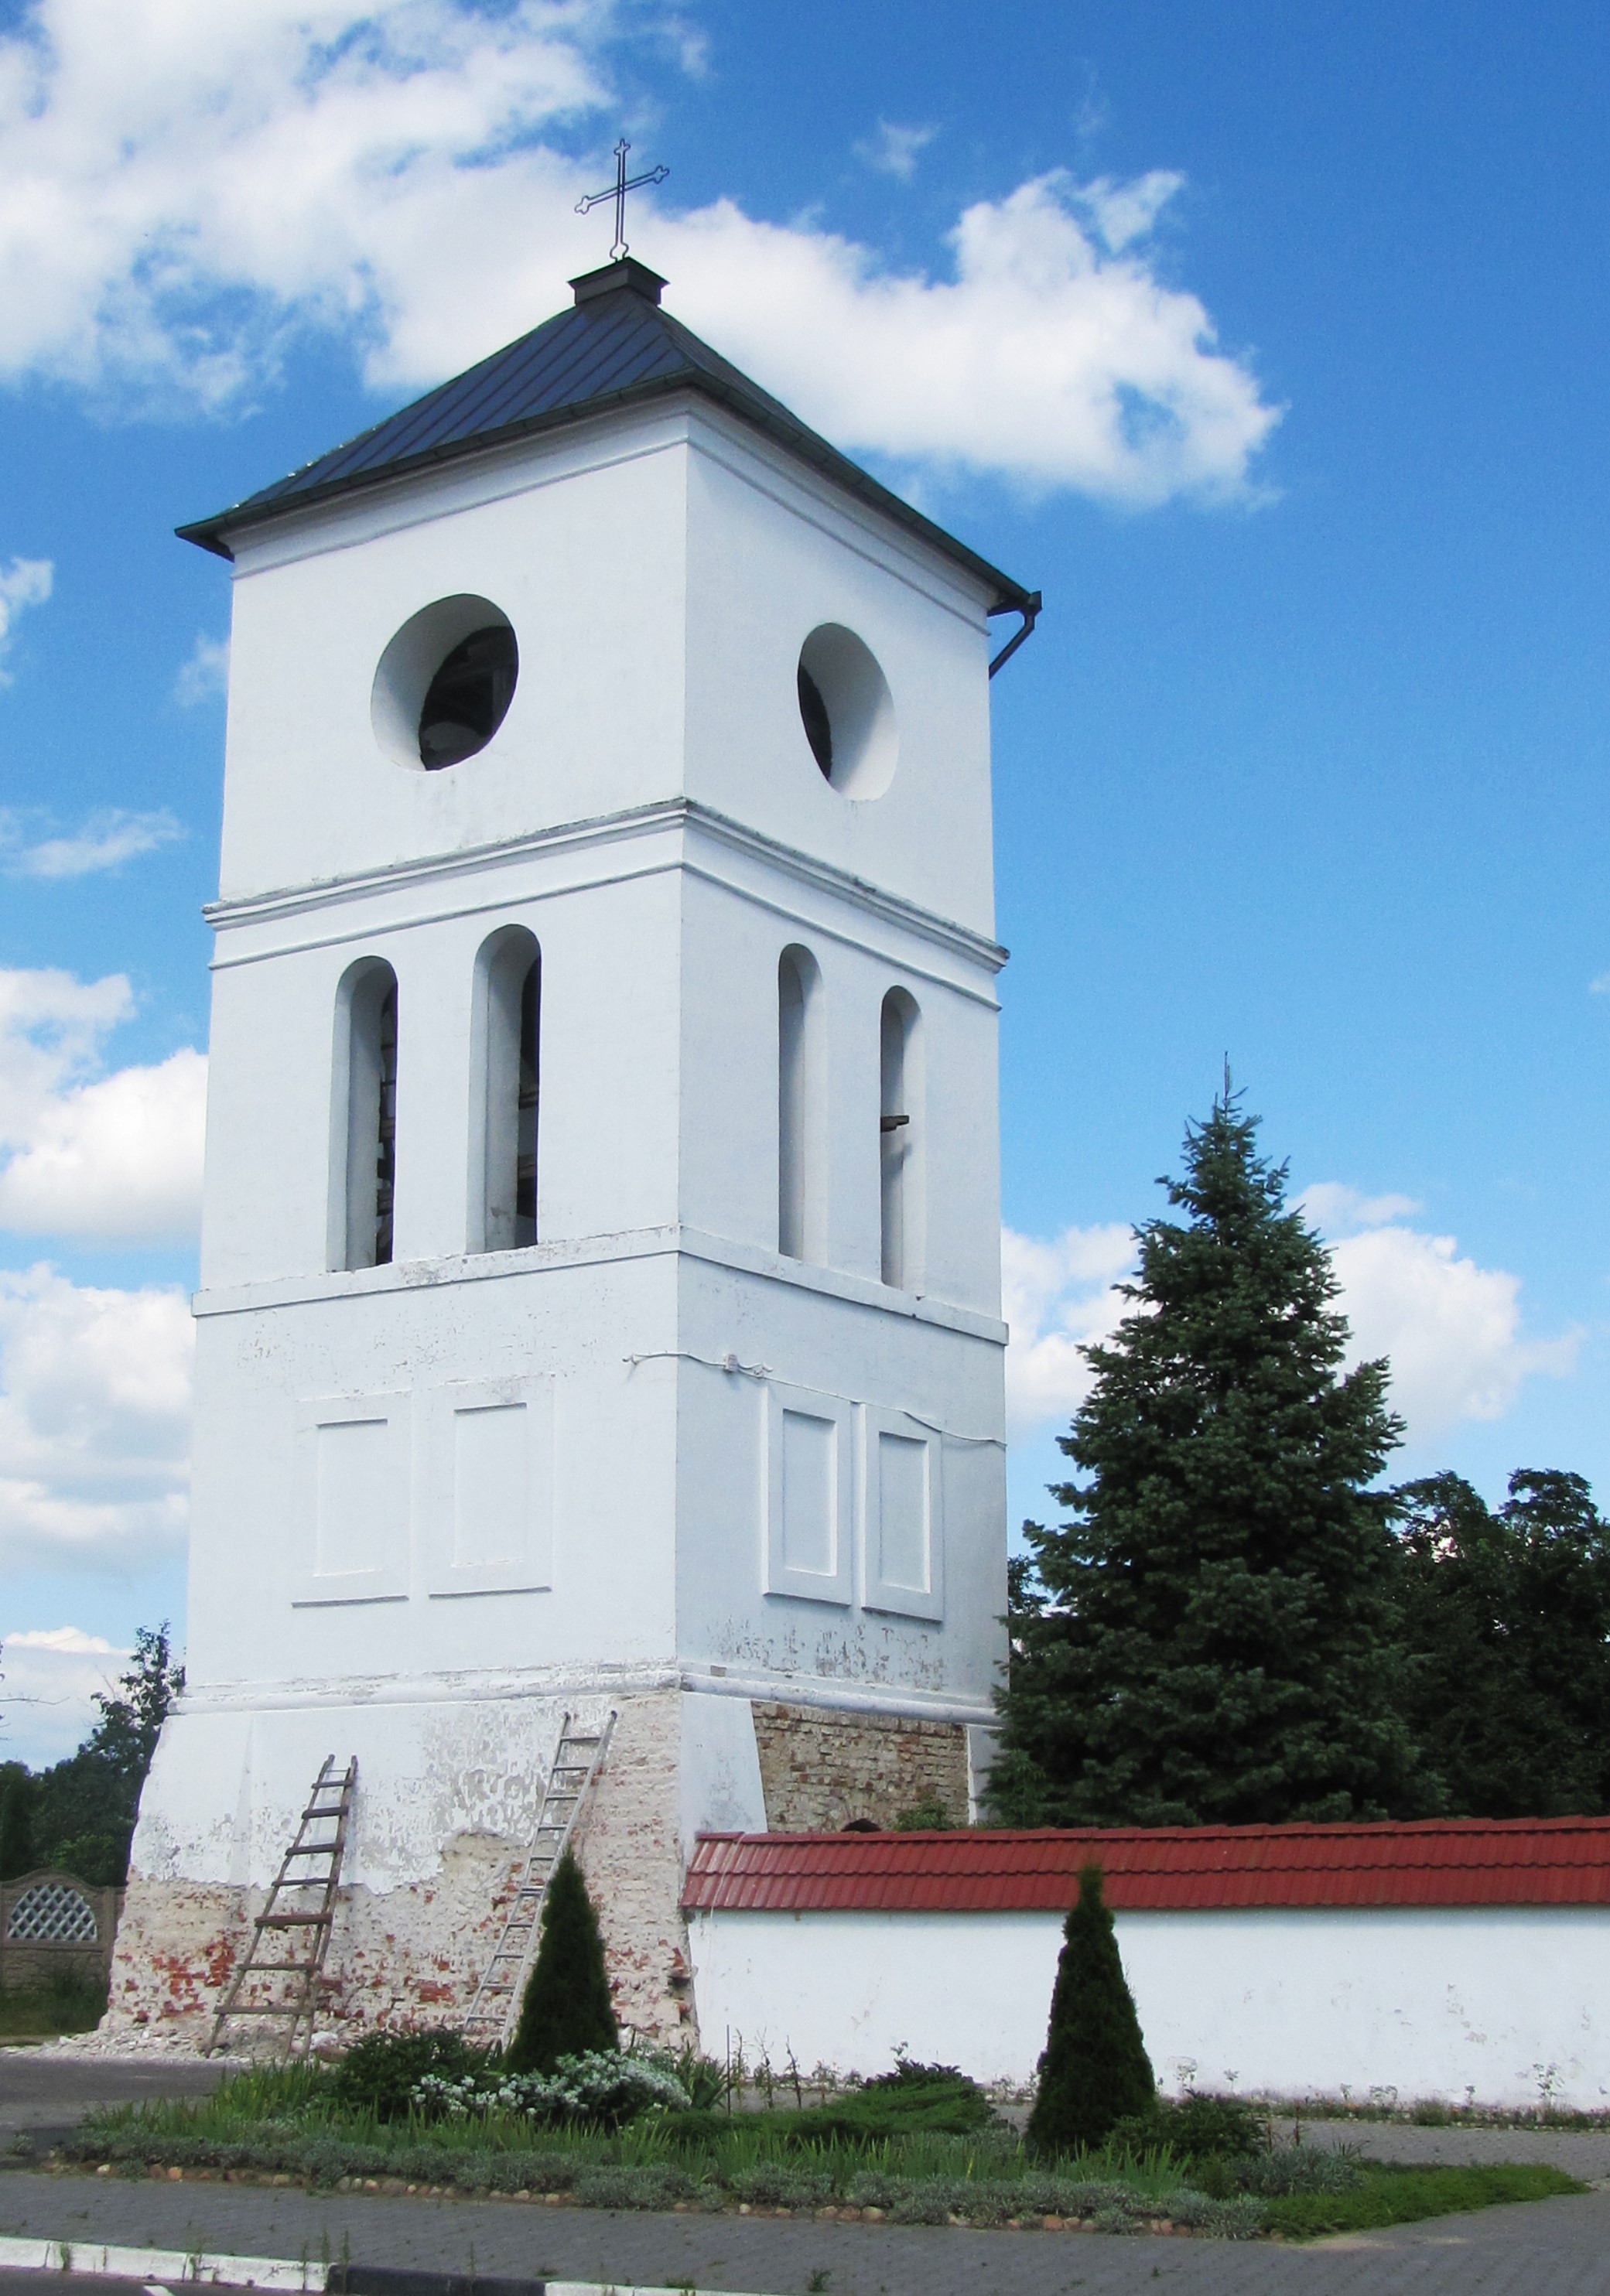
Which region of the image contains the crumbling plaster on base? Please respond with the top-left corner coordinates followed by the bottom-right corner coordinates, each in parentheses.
top-left (108, 1878), bottom-right (244, 2037)
top-left (128, 1695), bottom-right (603, 1897)
top-left (571, 1690), bottom-right (693, 2045)
top-left (108, 1686), bottom-right (720, 2048)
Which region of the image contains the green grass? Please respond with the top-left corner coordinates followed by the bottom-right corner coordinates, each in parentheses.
top-left (68, 2072), bottom-right (1255, 2231)
top-left (1264, 2161), bottom-right (1586, 2240)
top-left (63, 2069), bottom-right (1590, 2245)
top-left (72, 2085), bottom-right (1178, 2195)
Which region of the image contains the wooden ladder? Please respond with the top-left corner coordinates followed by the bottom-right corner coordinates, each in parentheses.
top-left (463, 1711), bottom-right (616, 2052)
top-left (205, 1755), bottom-right (357, 2060)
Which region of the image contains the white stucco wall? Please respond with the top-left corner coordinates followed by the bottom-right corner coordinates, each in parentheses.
top-left (216, 399), bottom-right (999, 934)
top-left (120, 343), bottom-right (1016, 2045)
top-left (686, 1903), bottom-right (1610, 2112)
top-left (185, 382), bottom-right (1010, 1720)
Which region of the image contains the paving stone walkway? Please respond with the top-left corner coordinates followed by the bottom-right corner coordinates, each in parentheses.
top-left (1280, 2118), bottom-right (1610, 2180)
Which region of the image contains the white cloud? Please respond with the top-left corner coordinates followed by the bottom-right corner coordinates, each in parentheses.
top-left (1075, 170), bottom-right (1186, 254)
top-left (0, 0), bottom-right (612, 406)
top-left (2, 1624), bottom-right (131, 1769)
top-left (0, 1264), bottom-right (192, 1573)
top-left (0, 0), bottom-right (1279, 506)
top-left (0, 558), bottom-right (52, 678)
top-left (1328, 1224), bottom-right (1578, 1437)
top-left (6, 1625), bottom-right (116, 1655)
top-left (174, 634), bottom-right (229, 706)
top-left (0, 968), bottom-right (206, 1241)
top-left (1007, 1193), bottom-right (1578, 1448)
top-left (1302, 1185), bottom-right (1581, 1439)
top-left (1002, 1221), bottom-right (1134, 1437)
top-left (1297, 1181), bottom-right (1421, 1234)
top-left (855, 120), bottom-right (938, 183)
top-left (2, 808), bottom-right (183, 880)
top-left (658, 175), bottom-right (1278, 505)
top-left (1591, 972), bottom-right (1610, 996)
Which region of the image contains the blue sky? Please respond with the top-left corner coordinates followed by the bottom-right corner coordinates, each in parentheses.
top-left (1, 0), bottom-right (1606, 1758)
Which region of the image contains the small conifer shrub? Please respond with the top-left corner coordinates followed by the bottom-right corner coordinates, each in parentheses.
top-left (505, 1848), bottom-right (618, 2074)
top-left (1027, 1863), bottom-right (1154, 2158)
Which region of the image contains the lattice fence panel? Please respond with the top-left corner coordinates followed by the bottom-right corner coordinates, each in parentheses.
top-left (7, 1882), bottom-right (99, 1942)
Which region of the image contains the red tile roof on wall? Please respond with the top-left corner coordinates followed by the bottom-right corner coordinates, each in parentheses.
top-left (682, 1820), bottom-right (1610, 1915)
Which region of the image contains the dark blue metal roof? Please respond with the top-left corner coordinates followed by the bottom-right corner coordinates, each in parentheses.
top-left (177, 260), bottom-right (1033, 617)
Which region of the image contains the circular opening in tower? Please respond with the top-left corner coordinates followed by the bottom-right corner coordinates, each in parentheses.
top-left (372, 596), bottom-right (518, 770)
top-left (796, 624), bottom-right (897, 799)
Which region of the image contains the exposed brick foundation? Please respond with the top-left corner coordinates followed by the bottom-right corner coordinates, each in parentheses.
top-left (572, 1690), bottom-right (692, 2044)
top-left (750, 1702), bottom-right (968, 1830)
top-left (105, 1690), bottom-right (691, 2051)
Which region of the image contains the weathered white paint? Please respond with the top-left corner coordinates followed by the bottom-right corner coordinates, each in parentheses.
top-left (679, 1693), bottom-right (768, 1860)
top-left (123, 284), bottom-right (1014, 2038)
top-left (686, 1903), bottom-right (1610, 2111)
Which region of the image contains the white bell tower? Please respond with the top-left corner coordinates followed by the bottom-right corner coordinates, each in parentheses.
top-left (112, 257), bottom-right (1037, 2045)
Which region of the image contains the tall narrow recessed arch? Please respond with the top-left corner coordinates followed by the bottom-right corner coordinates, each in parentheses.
top-left (778, 945), bottom-right (826, 1262)
top-left (330, 958), bottom-right (399, 1272)
top-left (880, 988), bottom-right (924, 1292)
top-left (471, 926), bottom-right (542, 1252)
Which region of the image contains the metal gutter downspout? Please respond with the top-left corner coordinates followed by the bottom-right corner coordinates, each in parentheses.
top-left (988, 589), bottom-right (1042, 678)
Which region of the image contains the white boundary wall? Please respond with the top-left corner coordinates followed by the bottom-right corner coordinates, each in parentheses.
top-left (687, 1903), bottom-right (1610, 2111)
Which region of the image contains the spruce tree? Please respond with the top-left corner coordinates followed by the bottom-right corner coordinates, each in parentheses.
top-left (996, 1088), bottom-right (1421, 1826)
top-left (504, 1848), bottom-right (618, 2073)
top-left (1027, 1864), bottom-right (1154, 2157)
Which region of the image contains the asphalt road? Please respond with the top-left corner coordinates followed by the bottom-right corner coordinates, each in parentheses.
top-left (0, 2049), bottom-right (226, 2155)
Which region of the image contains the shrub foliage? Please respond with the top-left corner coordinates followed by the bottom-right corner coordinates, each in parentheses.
top-left (505, 1848), bottom-right (617, 2074)
top-left (328, 2029), bottom-right (483, 2121)
top-left (1027, 1864), bottom-right (1154, 2158)
top-left (1111, 2090), bottom-right (1265, 2164)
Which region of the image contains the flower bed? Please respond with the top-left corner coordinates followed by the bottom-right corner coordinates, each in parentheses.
top-left (57, 2053), bottom-right (1586, 2243)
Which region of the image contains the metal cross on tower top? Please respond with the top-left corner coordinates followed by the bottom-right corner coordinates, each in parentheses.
top-left (576, 141), bottom-right (669, 263)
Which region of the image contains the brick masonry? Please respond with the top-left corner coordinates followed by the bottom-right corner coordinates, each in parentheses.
top-left (104, 1691), bottom-right (693, 2050)
top-left (751, 1702), bottom-right (969, 1831)
top-left (104, 1692), bottom-right (971, 2052)
top-left (570, 1690), bottom-right (692, 2045)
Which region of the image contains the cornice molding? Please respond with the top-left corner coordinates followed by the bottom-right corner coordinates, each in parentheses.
top-left (205, 796), bottom-right (1008, 975)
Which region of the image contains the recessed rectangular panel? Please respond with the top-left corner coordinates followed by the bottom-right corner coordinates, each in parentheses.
top-left (860, 1406), bottom-right (945, 1621)
top-left (452, 1403), bottom-right (528, 1569)
top-left (314, 1416), bottom-right (392, 1580)
top-left (293, 1392), bottom-right (411, 1606)
top-left (764, 1381), bottom-right (852, 1604)
top-left (423, 1375), bottom-right (554, 1597)
top-left (877, 1431), bottom-right (929, 1592)
top-left (780, 1408), bottom-right (836, 1578)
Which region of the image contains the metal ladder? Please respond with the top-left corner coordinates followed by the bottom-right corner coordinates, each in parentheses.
top-left (463, 1711), bottom-right (616, 2052)
top-left (205, 1755), bottom-right (357, 2059)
